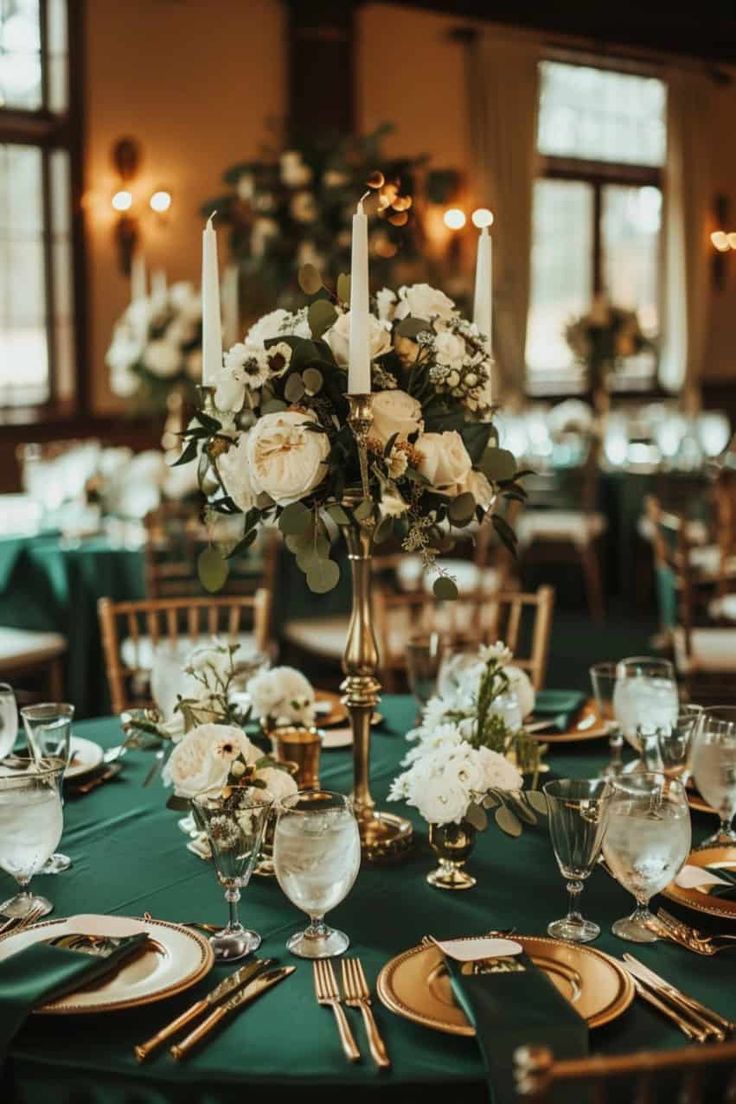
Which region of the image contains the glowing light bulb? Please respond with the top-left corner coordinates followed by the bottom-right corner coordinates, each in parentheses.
top-left (443, 208), bottom-right (466, 231)
top-left (711, 230), bottom-right (730, 252)
top-left (727, 232), bottom-right (736, 251)
top-left (472, 208), bottom-right (494, 229)
top-left (112, 189), bottom-right (133, 212)
top-left (150, 190), bottom-right (172, 213)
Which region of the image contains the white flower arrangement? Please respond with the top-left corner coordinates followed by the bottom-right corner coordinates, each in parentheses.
top-left (162, 722), bottom-right (297, 804)
top-left (106, 281), bottom-right (202, 408)
top-left (246, 665), bottom-right (316, 729)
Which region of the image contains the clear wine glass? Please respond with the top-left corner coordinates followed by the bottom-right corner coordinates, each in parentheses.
top-left (590, 662), bottom-right (623, 778)
top-left (656, 704), bottom-right (703, 783)
top-left (691, 706), bottom-right (736, 849)
top-left (273, 789), bottom-right (361, 959)
top-left (603, 773), bottom-right (691, 943)
top-left (0, 683), bottom-right (18, 760)
top-left (543, 778), bottom-right (611, 943)
top-left (0, 757), bottom-right (64, 918)
top-left (613, 657), bottom-right (679, 766)
top-left (21, 702), bottom-right (75, 875)
top-left (191, 785), bottom-right (272, 961)
top-left (406, 633), bottom-right (444, 715)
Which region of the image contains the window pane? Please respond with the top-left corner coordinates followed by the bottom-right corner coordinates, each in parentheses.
top-left (538, 61), bottom-right (666, 167)
top-left (0, 0), bottom-right (42, 110)
top-left (50, 147), bottom-right (74, 400)
top-left (526, 178), bottom-right (593, 379)
top-left (0, 143), bottom-right (49, 406)
top-left (46, 0), bottom-right (68, 112)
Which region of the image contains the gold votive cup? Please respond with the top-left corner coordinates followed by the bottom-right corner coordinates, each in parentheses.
top-left (270, 726), bottom-right (321, 790)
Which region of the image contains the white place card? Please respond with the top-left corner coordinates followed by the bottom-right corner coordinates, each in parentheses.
top-left (430, 936), bottom-right (523, 961)
top-left (675, 865), bottom-right (732, 891)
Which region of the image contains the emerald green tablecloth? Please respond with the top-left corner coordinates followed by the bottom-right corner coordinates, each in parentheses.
top-left (2, 698), bottom-right (735, 1104)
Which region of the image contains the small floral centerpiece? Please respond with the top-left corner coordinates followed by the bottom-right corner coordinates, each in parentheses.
top-left (247, 665), bottom-right (316, 732)
top-left (106, 282), bottom-right (202, 409)
top-left (180, 271), bottom-right (524, 598)
top-left (565, 294), bottom-right (653, 397)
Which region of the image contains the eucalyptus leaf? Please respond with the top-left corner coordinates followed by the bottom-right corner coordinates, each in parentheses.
top-left (298, 263), bottom-right (322, 296)
top-left (306, 559), bottom-right (340, 594)
top-left (465, 803), bottom-right (488, 832)
top-left (396, 317), bottom-right (431, 340)
top-left (480, 446), bottom-right (517, 482)
top-left (482, 793), bottom-right (499, 809)
top-left (284, 373), bottom-right (306, 403)
top-left (374, 514), bottom-right (394, 544)
top-left (197, 546), bottom-right (229, 593)
top-left (278, 502), bottom-right (313, 536)
top-left (448, 492), bottom-right (476, 525)
top-left (433, 576), bottom-right (458, 601)
top-left (495, 804), bottom-right (522, 838)
top-left (308, 299), bottom-right (338, 339)
top-left (225, 529), bottom-right (258, 558)
top-left (525, 790), bottom-right (549, 816)
top-left (336, 273), bottom-right (351, 304)
top-left (353, 498), bottom-right (374, 522)
top-left (327, 504), bottom-right (350, 526)
top-left (510, 795), bottom-right (537, 825)
top-left (261, 398), bottom-right (288, 415)
top-left (492, 513), bottom-right (518, 556)
top-left (302, 367), bottom-right (323, 395)
top-left (285, 531), bottom-right (313, 555)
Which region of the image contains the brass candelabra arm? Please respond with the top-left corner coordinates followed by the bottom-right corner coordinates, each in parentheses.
top-left (346, 393), bottom-right (373, 503)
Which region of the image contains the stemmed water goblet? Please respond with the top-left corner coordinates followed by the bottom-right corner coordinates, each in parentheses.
top-left (613, 657), bottom-right (679, 769)
top-left (691, 706), bottom-right (736, 848)
top-left (273, 789), bottom-right (361, 959)
top-left (602, 772), bottom-right (691, 943)
top-left (655, 704), bottom-right (703, 782)
top-left (0, 757), bottom-right (64, 918)
top-left (0, 683), bottom-right (18, 760)
top-left (590, 662), bottom-right (623, 778)
top-left (191, 785), bottom-right (272, 961)
top-left (21, 702), bottom-right (75, 874)
top-left (543, 778), bottom-right (611, 943)
top-left (406, 633), bottom-right (444, 718)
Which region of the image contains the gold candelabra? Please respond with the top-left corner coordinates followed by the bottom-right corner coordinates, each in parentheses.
top-left (341, 394), bottom-right (413, 862)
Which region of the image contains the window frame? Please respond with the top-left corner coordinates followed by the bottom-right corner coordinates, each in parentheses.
top-left (527, 57), bottom-right (667, 399)
top-left (0, 0), bottom-right (88, 423)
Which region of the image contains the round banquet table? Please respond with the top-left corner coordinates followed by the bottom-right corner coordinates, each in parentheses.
top-left (2, 696), bottom-right (735, 1104)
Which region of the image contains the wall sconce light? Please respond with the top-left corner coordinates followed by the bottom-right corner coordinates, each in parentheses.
top-left (711, 193), bottom-right (732, 292)
top-left (110, 137), bottom-right (173, 274)
top-left (443, 207), bottom-right (466, 230)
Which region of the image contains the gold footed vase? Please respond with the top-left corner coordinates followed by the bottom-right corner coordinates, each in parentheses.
top-left (427, 821), bottom-right (477, 890)
top-left (339, 515), bottom-right (413, 863)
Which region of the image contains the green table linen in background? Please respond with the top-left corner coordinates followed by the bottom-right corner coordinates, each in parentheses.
top-left (2, 696), bottom-right (735, 1104)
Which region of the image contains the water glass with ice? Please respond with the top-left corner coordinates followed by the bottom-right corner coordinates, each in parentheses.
top-left (692, 706), bottom-right (736, 849)
top-left (0, 758), bottom-right (64, 919)
top-left (613, 657), bottom-right (679, 761)
top-left (0, 683), bottom-right (18, 760)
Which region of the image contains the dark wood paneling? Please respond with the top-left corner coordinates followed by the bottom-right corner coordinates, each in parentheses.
top-left (286, 0), bottom-right (356, 140)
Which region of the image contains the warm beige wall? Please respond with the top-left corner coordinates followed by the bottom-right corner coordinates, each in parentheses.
top-left (84, 0), bottom-right (285, 413)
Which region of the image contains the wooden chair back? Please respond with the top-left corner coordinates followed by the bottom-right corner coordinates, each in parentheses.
top-left (373, 585), bottom-right (554, 692)
top-left (514, 1040), bottom-right (736, 1103)
top-left (98, 592), bottom-right (272, 714)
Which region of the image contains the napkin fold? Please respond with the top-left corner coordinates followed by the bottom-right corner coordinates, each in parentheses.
top-left (441, 942), bottom-right (588, 1104)
top-left (533, 690), bottom-right (587, 733)
top-left (0, 932), bottom-right (149, 1061)
top-left (676, 864), bottom-right (736, 899)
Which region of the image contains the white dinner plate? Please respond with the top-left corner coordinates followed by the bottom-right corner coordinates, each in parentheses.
top-left (65, 736), bottom-right (105, 780)
top-left (0, 913), bottom-right (214, 1014)
top-left (321, 725), bottom-right (353, 749)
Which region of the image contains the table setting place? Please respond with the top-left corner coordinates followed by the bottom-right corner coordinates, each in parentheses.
top-left (2, 645), bottom-right (736, 1104)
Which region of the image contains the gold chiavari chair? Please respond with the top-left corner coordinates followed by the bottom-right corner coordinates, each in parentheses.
top-left (98, 592), bottom-right (272, 714)
top-left (514, 1040), bottom-right (736, 1103)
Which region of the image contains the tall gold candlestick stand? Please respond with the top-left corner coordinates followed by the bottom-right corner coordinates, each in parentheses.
top-left (341, 395), bottom-right (413, 862)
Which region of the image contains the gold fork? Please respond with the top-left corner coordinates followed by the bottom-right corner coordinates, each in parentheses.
top-left (0, 905), bottom-right (46, 936)
top-left (341, 958), bottom-right (390, 1070)
top-left (313, 960), bottom-right (360, 1063)
top-left (657, 908), bottom-right (736, 955)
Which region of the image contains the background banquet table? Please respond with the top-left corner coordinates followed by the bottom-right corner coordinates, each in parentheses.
top-left (2, 696), bottom-right (735, 1104)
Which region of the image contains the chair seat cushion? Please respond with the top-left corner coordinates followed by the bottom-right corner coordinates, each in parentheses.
top-left (0, 628), bottom-right (67, 669)
top-left (282, 616), bottom-right (349, 661)
top-left (121, 632), bottom-right (258, 673)
top-left (516, 511), bottom-right (607, 547)
top-left (674, 626), bottom-right (736, 673)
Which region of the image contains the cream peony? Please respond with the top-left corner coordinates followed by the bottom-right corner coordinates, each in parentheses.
top-left (370, 390), bottom-right (423, 445)
top-left (415, 431), bottom-right (472, 496)
top-left (217, 435), bottom-right (256, 512)
top-left (248, 666), bottom-right (316, 726)
top-left (323, 311), bottom-right (392, 368)
top-left (246, 410), bottom-right (329, 506)
top-left (162, 723), bottom-right (258, 798)
top-left (395, 283), bottom-right (456, 323)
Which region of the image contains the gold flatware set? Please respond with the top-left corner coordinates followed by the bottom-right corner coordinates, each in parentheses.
top-left (652, 908), bottom-right (736, 955)
top-left (314, 958), bottom-right (391, 1068)
top-left (622, 954), bottom-right (735, 1042)
top-left (0, 906), bottom-right (46, 936)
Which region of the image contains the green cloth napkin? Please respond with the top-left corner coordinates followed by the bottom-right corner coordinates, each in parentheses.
top-left (533, 690), bottom-right (587, 733)
top-left (0, 932), bottom-right (149, 1061)
top-left (444, 950), bottom-right (588, 1104)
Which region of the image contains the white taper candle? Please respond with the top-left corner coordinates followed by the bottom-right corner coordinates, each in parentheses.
top-left (348, 196), bottom-right (371, 395)
top-left (201, 213), bottom-right (223, 387)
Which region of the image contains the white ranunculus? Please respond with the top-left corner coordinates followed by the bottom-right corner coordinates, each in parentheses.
top-left (162, 723), bottom-right (254, 798)
top-left (465, 469), bottom-right (495, 511)
top-left (370, 390), bottom-right (423, 445)
top-left (143, 339), bottom-right (181, 378)
top-left (415, 431), bottom-right (472, 496)
top-left (248, 666), bottom-right (316, 726)
top-left (412, 773), bottom-right (469, 826)
top-left (477, 745), bottom-right (523, 791)
top-left (376, 288), bottom-right (398, 322)
top-left (504, 665), bottom-right (535, 719)
top-left (433, 330), bottom-right (466, 370)
top-left (395, 283), bottom-right (456, 323)
top-left (323, 311), bottom-right (392, 368)
top-left (246, 410), bottom-right (329, 506)
top-left (257, 766), bottom-right (298, 803)
top-left (246, 309), bottom-right (293, 346)
top-left (217, 435), bottom-right (256, 512)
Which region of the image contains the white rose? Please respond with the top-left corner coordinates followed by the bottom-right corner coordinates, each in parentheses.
top-left (376, 288), bottom-right (398, 322)
top-left (246, 410), bottom-right (329, 506)
top-left (477, 746), bottom-right (523, 792)
top-left (248, 666), bottom-right (316, 725)
top-left (143, 339), bottom-right (181, 378)
top-left (433, 330), bottom-right (466, 370)
top-left (415, 431), bottom-right (472, 496)
top-left (465, 470), bottom-right (495, 511)
top-left (413, 774), bottom-right (469, 826)
top-left (257, 766), bottom-right (298, 803)
top-left (323, 311), bottom-right (392, 368)
top-left (395, 283), bottom-right (456, 323)
top-left (162, 723), bottom-right (251, 798)
top-left (504, 665), bottom-right (535, 719)
top-left (217, 434), bottom-right (256, 512)
top-left (370, 390), bottom-right (423, 445)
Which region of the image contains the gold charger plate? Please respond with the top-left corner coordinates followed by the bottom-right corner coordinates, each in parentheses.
top-left (527, 699), bottom-right (610, 744)
top-left (314, 690), bottom-right (382, 731)
top-left (0, 913), bottom-right (214, 1014)
top-left (663, 847), bottom-right (736, 921)
top-left (377, 935), bottom-right (633, 1034)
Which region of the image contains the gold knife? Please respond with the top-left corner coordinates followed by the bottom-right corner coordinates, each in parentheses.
top-left (134, 958), bottom-right (274, 1061)
top-left (170, 965), bottom-right (296, 1060)
top-left (623, 954), bottom-right (734, 1036)
top-left (630, 977), bottom-right (708, 1042)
